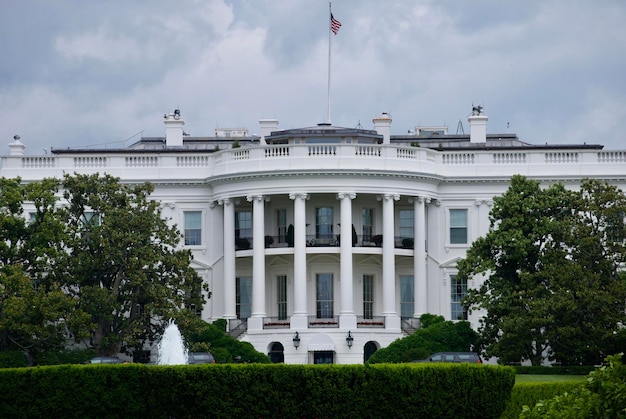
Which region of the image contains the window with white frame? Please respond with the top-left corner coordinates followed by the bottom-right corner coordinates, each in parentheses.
top-left (450, 274), bottom-right (468, 320)
top-left (399, 209), bottom-right (414, 239)
top-left (235, 210), bottom-right (252, 240)
top-left (400, 275), bottom-right (414, 319)
top-left (363, 274), bottom-right (374, 319)
top-left (184, 211), bottom-right (202, 246)
top-left (276, 208), bottom-right (287, 243)
top-left (83, 211), bottom-right (101, 227)
top-left (449, 209), bottom-right (468, 244)
top-left (236, 276), bottom-right (252, 320)
top-left (316, 207), bottom-right (334, 240)
top-left (316, 273), bottom-right (334, 319)
top-left (277, 275), bottom-right (287, 320)
top-left (362, 208), bottom-right (374, 242)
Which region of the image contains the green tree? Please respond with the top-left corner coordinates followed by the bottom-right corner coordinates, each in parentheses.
top-left (53, 173), bottom-right (208, 356)
top-left (458, 176), bottom-right (626, 366)
top-left (0, 178), bottom-right (89, 364)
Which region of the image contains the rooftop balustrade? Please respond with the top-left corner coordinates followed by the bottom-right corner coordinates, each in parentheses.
top-left (4, 144), bottom-right (625, 182)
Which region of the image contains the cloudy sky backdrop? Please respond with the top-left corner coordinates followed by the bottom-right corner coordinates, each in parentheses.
top-left (1, 0), bottom-right (625, 154)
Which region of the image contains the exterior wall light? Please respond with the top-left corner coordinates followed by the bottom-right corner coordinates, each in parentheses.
top-left (346, 331), bottom-right (354, 349)
top-left (293, 332), bottom-right (301, 349)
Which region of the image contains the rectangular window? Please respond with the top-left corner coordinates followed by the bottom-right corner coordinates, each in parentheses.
top-left (84, 211), bottom-right (101, 227)
top-left (184, 211), bottom-right (202, 246)
top-left (450, 209), bottom-right (468, 244)
top-left (235, 211), bottom-right (252, 240)
top-left (316, 207), bottom-right (334, 240)
top-left (316, 273), bottom-right (334, 319)
top-left (362, 208), bottom-right (374, 242)
top-left (399, 209), bottom-right (414, 239)
top-left (400, 275), bottom-right (414, 319)
top-left (363, 275), bottom-right (374, 319)
top-left (276, 208), bottom-right (287, 243)
top-left (451, 275), bottom-right (468, 320)
top-left (236, 276), bottom-right (252, 320)
top-left (277, 275), bottom-right (287, 320)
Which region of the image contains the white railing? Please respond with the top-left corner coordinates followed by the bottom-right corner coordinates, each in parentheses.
top-left (3, 144), bottom-right (625, 181)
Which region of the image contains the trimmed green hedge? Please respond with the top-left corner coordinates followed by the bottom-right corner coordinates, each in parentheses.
top-left (500, 382), bottom-right (584, 419)
top-left (0, 363), bottom-right (515, 418)
top-left (512, 365), bottom-right (595, 375)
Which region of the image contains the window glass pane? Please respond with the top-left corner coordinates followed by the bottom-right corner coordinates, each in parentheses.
top-left (450, 209), bottom-right (467, 244)
top-left (236, 211), bottom-right (252, 239)
top-left (362, 208), bottom-right (373, 242)
top-left (276, 209), bottom-right (287, 243)
top-left (184, 211), bottom-right (202, 246)
top-left (400, 275), bottom-right (414, 318)
top-left (277, 275), bottom-right (287, 320)
top-left (316, 273), bottom-right (334, 318)
top-left (363, 275), bottom-right (374, 319)
top-left (316, 207), bottom-right (334, 239)
top-left (236, 276), bottom-right (252, 320)
top-left (399, 209), bottom-right (414, 239)
top-left (451, 275), bottom-right (468, 320)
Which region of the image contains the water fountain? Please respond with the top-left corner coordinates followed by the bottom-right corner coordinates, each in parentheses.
top-left (157, 320), bottom-right (188, 365)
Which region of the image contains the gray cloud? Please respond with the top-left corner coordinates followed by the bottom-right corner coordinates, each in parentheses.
top-left (1, 0), bottom-right (624, 154)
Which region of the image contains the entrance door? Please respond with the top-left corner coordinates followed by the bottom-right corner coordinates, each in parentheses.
top-left (313, 351), bottom-right (334, 364)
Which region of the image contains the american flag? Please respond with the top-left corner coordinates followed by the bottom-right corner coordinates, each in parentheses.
top-left (330, 13), bottom-right (342, 35)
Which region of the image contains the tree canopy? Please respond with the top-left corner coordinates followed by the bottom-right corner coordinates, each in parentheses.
top-left (458, 175), bottom-right (626, 366)
top-left (0, 174), bottom-right (207, 363)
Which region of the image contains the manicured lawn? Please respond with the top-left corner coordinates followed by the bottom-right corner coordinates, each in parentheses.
top-left (515, 374), bottom-right (586, 383)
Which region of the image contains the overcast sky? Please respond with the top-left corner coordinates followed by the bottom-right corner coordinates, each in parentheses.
top-left (1, 0), bottom-right (625, 154)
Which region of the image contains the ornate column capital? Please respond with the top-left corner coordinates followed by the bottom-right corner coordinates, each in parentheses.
top-left (377, 193), bottom-right (400, 202)
top-left (336, 192), bottom-right (356, 200)
top-left (289, 192), bottom-right (309, 201)
top-left (217, 198), bottom-right (232, 206)
top-left (247, 194), bottom-right (269, 203)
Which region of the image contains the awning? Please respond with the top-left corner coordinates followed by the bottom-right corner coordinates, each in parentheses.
top-left (307, 333), bottom-right (335, 352)
top-left (307, 343), bottom-right (335, 351)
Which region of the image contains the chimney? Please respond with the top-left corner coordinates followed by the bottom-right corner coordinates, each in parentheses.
top-left (373, 112), bottom-right (392, 144)
top-left (468, 105), bottom-right (488, 143)
top-left (9, 135), bottom-right (25, 156)
top-left (259, 119), bottom-right (279, 144)
top-left (164, 109), bottom-right (185, 147)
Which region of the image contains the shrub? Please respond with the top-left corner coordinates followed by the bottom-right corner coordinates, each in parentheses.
top-left (519, 353), bottom-right (626, 418)
top-left (367, 314), bottom-right (478, 364)
top-left (0, 351), bottom-right (28, 368)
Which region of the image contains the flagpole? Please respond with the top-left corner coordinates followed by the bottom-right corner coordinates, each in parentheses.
top-left (327, 1), bottom-right (332, 124)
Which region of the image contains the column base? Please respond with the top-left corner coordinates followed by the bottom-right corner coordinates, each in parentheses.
top-left (247, 316), bottom-right (264, 331)
top-left (290, 314), bottom-right (309, 330)
top-left (339, 314), bottom-right (357, 330)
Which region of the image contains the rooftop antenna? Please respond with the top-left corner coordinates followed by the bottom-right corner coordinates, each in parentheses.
top-left (456, 120), bottom-right (465, 134)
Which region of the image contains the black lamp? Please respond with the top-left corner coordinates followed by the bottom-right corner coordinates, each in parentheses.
top-left (293, 332), bottom-right (301, 349)
top-left (346, 331), bottom-right (354, 349)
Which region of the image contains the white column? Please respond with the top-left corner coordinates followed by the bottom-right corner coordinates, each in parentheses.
top-left (249, 195), bottom-right (266, 323)
top-left (414, 197), bottom-right (428, 317)
top-left (290, 192), bottom-right (308, 329)
top-left (220, 198), bottom-right (236, 320)
top-left (338, 193), bottom-right (356, 329)
top-left (381, 194), bottom-right (399, 324)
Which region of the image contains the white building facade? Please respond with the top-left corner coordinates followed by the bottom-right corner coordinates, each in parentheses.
top-left (2, 109), bottom-right (625, 364)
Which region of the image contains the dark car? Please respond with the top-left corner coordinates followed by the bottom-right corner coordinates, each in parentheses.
top-left (188, 352), bottom-right (216, 364)
top-left (85, 356), bottom-right (125, 364)
top-left (414, 352), bottom-right (482, 364)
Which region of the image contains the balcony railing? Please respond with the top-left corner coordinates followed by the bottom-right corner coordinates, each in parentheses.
top-left (252, 234), bottom-right (417, 249)
top-left (308, 316), bottom-right (339, 328)
top-left (263, 317), bottom-right (290, 329)
top-left (356, 315), bottom-right (385, 328)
